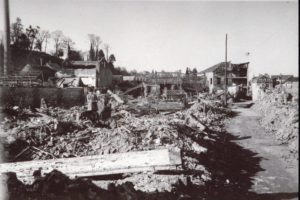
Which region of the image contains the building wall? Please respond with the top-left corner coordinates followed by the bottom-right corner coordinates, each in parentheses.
top-left (205, 72), bottom-right (214, 93)
top-left (74, 68), bottom-right (96, 77)
top-left (0, 87), bottom-right (85, 108)
top-left (205, 72), bottom-right (238, 94)
top-left (74, 68), bottom-right (96, 87)
top-left (251, 83), bottom-right (265, 101)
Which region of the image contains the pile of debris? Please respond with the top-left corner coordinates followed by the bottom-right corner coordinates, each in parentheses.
top-left (4, 169), bottom-right (189, 200)
top-left (252, 87), bottom-right (299, 159)
top-left (1, 97), bottom-right (231, 193)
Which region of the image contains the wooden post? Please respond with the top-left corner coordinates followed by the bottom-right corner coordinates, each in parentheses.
top-left (247, 63), bottom-right (250, 96)
top-left (224, 34), bottom-right (228, 106)
top-left (2, 0), bottom-right (11, 75)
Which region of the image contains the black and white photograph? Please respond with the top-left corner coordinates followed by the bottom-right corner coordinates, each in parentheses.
top-left (0, 0), bottom-right (298, 199)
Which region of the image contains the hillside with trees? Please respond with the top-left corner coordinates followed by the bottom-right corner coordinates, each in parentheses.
top-left (0, 17), bottom-right (131, 75)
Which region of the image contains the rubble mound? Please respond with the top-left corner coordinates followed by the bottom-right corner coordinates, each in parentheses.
top-left (1, 100), bottom-right (231, 193)
top-left (5, 170), bottom-right (152, 200)
top-left (252, 88), bottom-right (299, 159)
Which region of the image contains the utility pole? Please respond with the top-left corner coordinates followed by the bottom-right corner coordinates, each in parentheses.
top-left (224, 34), bottom-right (228, 107)
top-left (2, 0), bottom-right (10, 75)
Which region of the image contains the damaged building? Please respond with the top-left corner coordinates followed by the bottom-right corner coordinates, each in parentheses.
top-left (271, 74), bottom-right (298, 89)
top-left (250, 74), bottom-right (272, 101)
top-left (200, 62), bottom-right (249, 94)
top-left (56, 59), bottom-right (112, 88)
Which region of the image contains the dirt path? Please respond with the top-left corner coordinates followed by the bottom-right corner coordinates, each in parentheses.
top-left (226, 106), bottom-right (298, 199)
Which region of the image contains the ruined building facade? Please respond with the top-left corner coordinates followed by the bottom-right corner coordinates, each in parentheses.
top-left (200, 62), bottom-right (249, 93)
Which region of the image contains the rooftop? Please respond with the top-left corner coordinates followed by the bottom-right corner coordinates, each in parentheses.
top-left (200, 62), bottom-right (249, 74)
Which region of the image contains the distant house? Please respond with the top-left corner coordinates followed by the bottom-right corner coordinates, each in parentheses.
top-left (284, 76), bottom-right (298, 89)
top-left (200, 62), bottom-right (249, 93)
top-left (271, 75), bottom-right (295, 88)
top-left (56, 59), bottom-right (112, 88)
top-left (250, 74), bottom-right (272, 101)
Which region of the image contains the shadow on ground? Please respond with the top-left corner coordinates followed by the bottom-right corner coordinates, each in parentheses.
top-left (3, 113), bottom-right (298, 200)
top-left (174, 124), bottom-right (298, 200)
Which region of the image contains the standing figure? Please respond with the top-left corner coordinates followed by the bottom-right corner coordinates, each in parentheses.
top-left (91, 89), bottom-right (98, 111)
top-left (96, 90), bottom-right (105, 118)
top-left (143, 82), bottom-right (148, 97)
top-left (40, 98), bottom-right (47, 109)
top-left (162, 86), bottom-right (168, 100)
top-left (86, 88), bottom-right (94, 111)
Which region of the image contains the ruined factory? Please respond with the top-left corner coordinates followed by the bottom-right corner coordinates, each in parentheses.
top-left (0, 1), bottom-right (298, 200)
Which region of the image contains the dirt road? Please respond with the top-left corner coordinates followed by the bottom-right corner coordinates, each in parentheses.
top-left (226, 106), bottom-right (298, 199)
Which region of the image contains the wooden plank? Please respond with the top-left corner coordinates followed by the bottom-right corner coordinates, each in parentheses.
top-left (0, 148), bottom-right (181, 184)
top-left (107, 89), bottom-right (124, 104)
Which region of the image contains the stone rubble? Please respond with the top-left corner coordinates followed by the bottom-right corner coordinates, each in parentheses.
top-left (0, 97), bottom-right (232, 196)
top-left (252, 87), bottom-right (299, 160)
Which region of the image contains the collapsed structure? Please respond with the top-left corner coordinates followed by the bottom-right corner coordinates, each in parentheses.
top-left (0, 91), bottom-right (233, 198)
top-left (199, 62), bottom-right (249, 94)
top-left (250, 74), bottom-right (299, 101)
top-left (57, 60), bottom-right (113, 88)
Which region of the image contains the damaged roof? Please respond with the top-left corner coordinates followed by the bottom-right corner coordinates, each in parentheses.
top-left (200, 62), bottom-right (249, 74)
top-left (285, 76), bottom-right (299, 82)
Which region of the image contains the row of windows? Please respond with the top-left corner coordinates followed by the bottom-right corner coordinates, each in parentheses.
top-left (210, 77), bottom-right (227, 85)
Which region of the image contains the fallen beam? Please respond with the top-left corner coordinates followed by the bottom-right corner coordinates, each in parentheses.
top-left (0, 148), bottom-right (181, 184)
top-left (107, 89), bottom-right (124, 104)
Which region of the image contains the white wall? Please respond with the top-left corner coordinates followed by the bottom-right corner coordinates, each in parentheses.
top-left (205, 72), bottom-right (214, 93)
top-left (251, 83), bottom-right (265, 101)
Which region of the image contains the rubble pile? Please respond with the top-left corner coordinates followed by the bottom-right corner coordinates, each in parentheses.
top-left (252, 88), bottom-right (299, 159)
top-left (1, 98), bottom-right (232, 194)
top-left (1, 100), bottom-right (230, 160)
top-left (5, 170), bottom-right (185, 200)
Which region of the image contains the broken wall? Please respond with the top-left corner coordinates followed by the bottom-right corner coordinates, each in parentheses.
top-left (0, 87), bottom-right (85, 108)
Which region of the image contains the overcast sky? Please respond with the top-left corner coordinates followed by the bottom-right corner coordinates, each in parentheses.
top-left (0, 0), bottom-right (298, 77)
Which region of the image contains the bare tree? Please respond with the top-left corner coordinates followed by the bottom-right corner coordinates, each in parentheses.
top-left (10, 17), bottom-right (23, 44)
top-left (87, 34), bottom-right (96, 47)
top-left (103, 43), bottom-right (110, 61)
top-left (62, 36), bottom-right (75, 49)
top-left (88, 34), bottom-right (102, 60)
top-left (62, 36), bottom-right (75, 58)
top-left (51, 30), bottom-right (64, 56)
top-left (43, 31), bottom-right (51, 52)
top-left (35, 30), bottom-right (50, 52)
top-left (26, 25), bottom-right (40, 51)
top-left (94, 36), bottom-right (102, 52)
